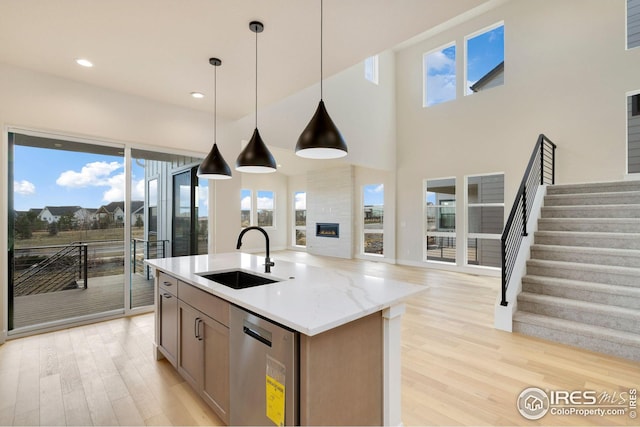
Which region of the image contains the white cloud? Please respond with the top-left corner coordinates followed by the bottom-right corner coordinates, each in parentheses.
top-left (426, 50), bottom-right (455, 73)
top-left (257, 196), bottom-right (273, 210)
top-left (294, 192), bottom-right (306, 210)
top-left (102, 173), bottom-right (126, 203)
top-left (369, 184), bottom-right (384, 193)
top-left (241, 196), bottom-right (251, 210)
top-left (14, 180), bottom-right (36, 196)
top-left (426, 73), bottom-right (456, 106)
top-left (56, 161), bottom-right (122, 188)
top-left (132, 178), bottom-right (145, 201)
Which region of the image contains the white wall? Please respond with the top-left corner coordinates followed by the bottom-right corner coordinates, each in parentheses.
top-left (395, 0), bottom-right (640, 266)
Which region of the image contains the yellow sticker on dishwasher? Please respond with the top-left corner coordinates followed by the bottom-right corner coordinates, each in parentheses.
top-left (266, 375), bottom-right (285, 426)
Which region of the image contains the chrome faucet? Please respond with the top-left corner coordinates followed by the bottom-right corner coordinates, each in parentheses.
top-left (236, 226), bottom-right (275, 273)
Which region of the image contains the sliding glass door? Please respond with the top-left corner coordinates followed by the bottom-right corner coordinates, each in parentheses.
top-left (8, 133), bottom-right (207, 333)
top-left (9, 132), bottom-right (126, 332)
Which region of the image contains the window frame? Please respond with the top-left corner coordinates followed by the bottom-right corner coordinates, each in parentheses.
top-left (362, 184), bottom-right (384, 257)
top-left (292, 191), bottom-right (306, 248)
top-left (464, 21), bottom-right (505, 96)
top-left (464, 172), bottom-right (505, 268)
top-left (422, 42), bottom-right (457, 108)
top-left (364, 55), bottom-right (379, 85)
top-left (423, 177), bottom-right (457, 264)
top-left (256, 190), bottom-right (275, 229)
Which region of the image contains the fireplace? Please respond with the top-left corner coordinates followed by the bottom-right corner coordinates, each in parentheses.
top-left (316, 223), bottom-right (339, 238)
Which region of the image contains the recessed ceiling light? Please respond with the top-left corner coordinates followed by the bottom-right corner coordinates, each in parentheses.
top-left (75, 58), bottom-right (93, 68)
top-left (191, 92), bottom-right (205, 99)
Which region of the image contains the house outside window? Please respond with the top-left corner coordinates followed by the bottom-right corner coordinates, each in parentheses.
top-left (425, 177), bottom-right (456, 263)
top-left (466, 173), bottom-right (504, 268)
top-left (466, 22), bottom-right (505, 95)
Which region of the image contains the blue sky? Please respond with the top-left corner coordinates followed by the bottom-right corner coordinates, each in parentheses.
top-left (425, 24), bottom-right (504, 105)
top-left (13, 146), bottom-right (208, 216)
top-left (364, 184), bottom-right (384, 206)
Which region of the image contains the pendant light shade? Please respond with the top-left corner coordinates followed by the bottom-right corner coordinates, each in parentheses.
top-left (295, 99), bottom-right (347, 159)
top-left (236, 21), bottom-right (277, 174)
top-left (295, 0), bottom-right (347, 159)
top-left (198, 57), bottom-right (232, 180)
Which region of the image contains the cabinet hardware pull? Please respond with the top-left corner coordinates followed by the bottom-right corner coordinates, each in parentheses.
top-left (163, 281), bottom-right (172, 286)
top-left (195, 317), bottom-right (203, 341)
top-left (162, 293), bottom-right (171, 298)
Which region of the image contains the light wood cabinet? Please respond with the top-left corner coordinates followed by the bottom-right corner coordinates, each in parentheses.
top-left (157, 273), bottom-right (178, 366)
top-left (176, 282), bottom-right (230, 424)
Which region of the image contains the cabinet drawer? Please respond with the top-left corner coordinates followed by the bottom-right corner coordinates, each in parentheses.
top-left (159, 271), bottom-right (178, 294)
top-left (178, 282), bottom-right (229, 327)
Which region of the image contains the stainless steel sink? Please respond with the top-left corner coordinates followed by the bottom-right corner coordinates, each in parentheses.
top-left (198, 270), bottom-right (279, 290)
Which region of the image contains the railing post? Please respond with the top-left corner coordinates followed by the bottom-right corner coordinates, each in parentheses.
top-left (83, 244), bottom-right (88, 289)
top-left (540, 140), bottom-right (544, 186)
top-left (521, 187), bottom-right (528, 237)
top-left (133, 239), bottom-right (137, 274)
top-left (552, 144), bottom-right (556, 185)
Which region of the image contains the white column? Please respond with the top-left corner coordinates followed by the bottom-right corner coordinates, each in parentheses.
top-left (382, 303), bottom-right (406, 426)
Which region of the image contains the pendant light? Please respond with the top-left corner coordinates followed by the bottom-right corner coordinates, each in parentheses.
top-left (295, 0), bottom-right (348, 159)
top-left (235, 21), bottom-right (277, 174)
top-left (197, 57), bottom-right (232, 180)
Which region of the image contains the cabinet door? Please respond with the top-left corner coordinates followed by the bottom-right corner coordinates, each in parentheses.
top-left (178, 301), bottom-right (203, 390)
top-left (158, 290), bottom-right (178, 366)
top-left (202, 315), bottom-right (230, 424)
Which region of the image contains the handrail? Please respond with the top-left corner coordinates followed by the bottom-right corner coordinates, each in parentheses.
top-left (500, 134), bottom-right (556, 306)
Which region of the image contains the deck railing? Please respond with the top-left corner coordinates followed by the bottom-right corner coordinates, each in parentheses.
top-left (501, 134), bottom-right (556, 306)
top-left (14, 243), bottom-right (88, 296)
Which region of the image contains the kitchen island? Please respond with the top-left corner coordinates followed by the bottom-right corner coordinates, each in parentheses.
top-left (146, 252), bottom-right (426, 426)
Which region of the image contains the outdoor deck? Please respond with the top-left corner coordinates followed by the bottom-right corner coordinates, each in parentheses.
top-left (12, 273), bottom-right (154, 330)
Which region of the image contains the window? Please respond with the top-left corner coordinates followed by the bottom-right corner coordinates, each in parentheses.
top-left (425, 178), bottom-right (456, 263)
top-left (628, 0), bottom-right (640, 49)
top-left (466, 174), bottom-right (504, 268)
top-left (293, 191), bottom-right (306, 247)
top-left (364, 55), bottom-right (379, 84)
top-left (257, 190), bottom-right (274, 228)
top-left (423, 43), bottom-right (456, 107)
top-left (363, 184), bottom-right (384, 255)
top-left (466, 23), bottom-right (504, 95)
top-left (240, 189), bottom-right (251, 227)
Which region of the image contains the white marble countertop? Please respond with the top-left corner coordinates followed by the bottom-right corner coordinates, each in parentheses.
top-left (145, 253), bottom-right (427, 336)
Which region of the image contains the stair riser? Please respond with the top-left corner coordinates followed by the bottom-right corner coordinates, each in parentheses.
top-left (526, 264), bottom-right (640, 287)
top-left (547, 182), bottom-right (640, 195)
top-left (522, 281), bottom-right (640, 309)
top-left (541, 206), bottom-right (640, 218)
top-left (545, 193), bottom-right (640, 206)
top-left (517, 299), bottom-right (639, 333)
top-left (538, 220), bottom-right (640, 233)
top-left (530, 248), bottom-right (640, 268)
top-left (513, 321), bottom-right (640, 362)
top-left (534, 234), bottom-right (640, 250)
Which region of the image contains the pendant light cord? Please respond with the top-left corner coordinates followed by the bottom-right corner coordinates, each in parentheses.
top-left (320, 0), bottom-right (323, 100)
top-left (213, 62), bottom-right (217, 143)
top-left (255, 25), bottom-right (258, 129)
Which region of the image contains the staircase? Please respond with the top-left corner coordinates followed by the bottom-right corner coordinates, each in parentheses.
top-left (513, 180), bottom-right (640, 362)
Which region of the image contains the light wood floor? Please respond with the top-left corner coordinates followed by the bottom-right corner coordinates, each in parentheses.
top-left (1, 251), bottom-right (638, 426)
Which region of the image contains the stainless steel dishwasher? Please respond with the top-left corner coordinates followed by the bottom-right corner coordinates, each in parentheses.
top-left (229, 305), bottom-right (298, 426)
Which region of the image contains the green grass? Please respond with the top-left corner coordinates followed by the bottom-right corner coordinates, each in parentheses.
top-left (15, 227), bottom-right (144, 249)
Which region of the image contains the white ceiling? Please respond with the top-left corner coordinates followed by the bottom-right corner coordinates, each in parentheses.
top-left (0, 0), bottom-right (491, 121)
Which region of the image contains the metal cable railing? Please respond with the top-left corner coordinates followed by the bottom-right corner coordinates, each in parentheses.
top-left (501, 134), bottom-right (557, 306)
